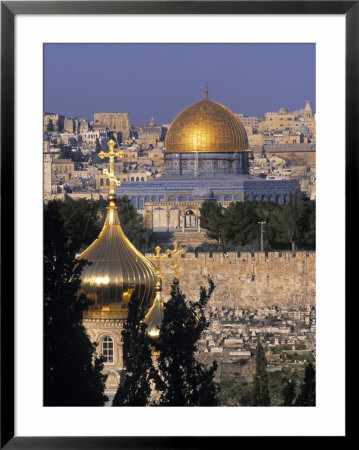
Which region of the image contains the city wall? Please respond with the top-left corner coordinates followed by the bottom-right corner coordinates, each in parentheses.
top-left (145, 251), bottom-right (316, 309)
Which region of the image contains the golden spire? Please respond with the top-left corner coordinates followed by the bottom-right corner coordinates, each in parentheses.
top-left (166, 241), bottom-right (186, 280)
top-left (205, 82), bottom-right (209, 100)
top-left (77, 140), bottom-right (158, 319)
top-left (148, 245), bottom-right (168, 278)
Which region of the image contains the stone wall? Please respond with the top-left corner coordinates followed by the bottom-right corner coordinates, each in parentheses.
top-left (146, 251), bottom-right (315, 309)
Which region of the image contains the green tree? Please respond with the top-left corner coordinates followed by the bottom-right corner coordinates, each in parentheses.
top-left (112, 293), bottom-right (153, 406)
top-left (297, 200), bottom-right (316, 249)
top-left (284, 193), bottom-right (301, 252)
top-left (199, 200), bottom-right (224, 241)
top-left (44, 200), bottom-right (108, 406)
top-left (55, 197), bottom-right (151, 253)
top-left (221, 201), bottom-right (261, 248)
top-left (252, 342), bottom-right (270, 406)
top-left (115, 196), bottom-right (151, 252)
top-left (154, 278), bottom-right (218, 406)
top-left (56, 198), bottom-right (103, 251)
top-left (295, 362), bottom-right (316, 406)
top-left (282, 378), bottom-right (296, 406)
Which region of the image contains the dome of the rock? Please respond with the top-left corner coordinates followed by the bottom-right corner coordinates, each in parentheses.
top-left (165, 98), bottom-right (248, 153)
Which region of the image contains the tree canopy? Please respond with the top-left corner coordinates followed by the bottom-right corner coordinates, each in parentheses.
top-left (44, 200), bottom-right (108, 406)
top-left (252, 341), bottom-right (271, 406)
top-left (295, 362), bottom-right (316, 406)
top-left (52, 197), bottom-right (151, 253)
top-left (153, 278), bottom-right (218, 406)
top-left (199, 197), bottom-right (315, 251)
top-left (112, 293), bottom-right (153, 406)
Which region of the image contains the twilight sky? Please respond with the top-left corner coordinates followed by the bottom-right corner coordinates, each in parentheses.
top-left (44, 43), bottom-right (315, 125)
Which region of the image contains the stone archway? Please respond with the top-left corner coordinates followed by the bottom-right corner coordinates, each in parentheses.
top-left (184, 209), bottom-right (197, 229)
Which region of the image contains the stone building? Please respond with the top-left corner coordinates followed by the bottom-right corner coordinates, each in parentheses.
top-left (93, 112), bottom-right (130, 140)
top-left (52, 159), bottom-right (75, 181)
top-left (43, 113), bottom-right (65, 132)
top-left (134, 117), bottom-right (167, 147)
top-left (257, 101), bottom-right (315, 137)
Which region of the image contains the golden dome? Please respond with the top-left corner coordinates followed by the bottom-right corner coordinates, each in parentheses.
top-left (165, 98), bottom-right (248, 153)
top-left (77, 202), bottom-right (157, 319)
top-left (144, 277), bottom-right (164, 339)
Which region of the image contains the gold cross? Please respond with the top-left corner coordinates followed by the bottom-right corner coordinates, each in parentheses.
top-left (148, 245), bottom-right (168, 278)
top-left (165, 241), bottom-right (186, 279)
top-left (98, 139), bottom-right (124, 194)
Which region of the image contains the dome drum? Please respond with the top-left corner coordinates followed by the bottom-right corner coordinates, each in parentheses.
top-left (165, 151), bottom-right (249, 176)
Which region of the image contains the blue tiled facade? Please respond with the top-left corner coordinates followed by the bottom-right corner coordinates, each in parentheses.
top-left (117, 173), bottom-right (299, 212)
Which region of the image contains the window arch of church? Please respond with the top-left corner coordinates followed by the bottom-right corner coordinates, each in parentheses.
top-left (185, 209), bottom-right (195, 215)
top-left (102, 336), bottom-right (114, 363)
top-left (141, 177), bottom-right (144, 181)
top-left (106, 179), bottom-right (109, 186)
top-left (100, 178), bottom-right (104, 186)
top-left (136, 177), bottom-right (139, 181)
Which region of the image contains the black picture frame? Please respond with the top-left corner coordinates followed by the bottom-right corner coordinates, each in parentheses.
top-left (1, 1), bottom-right (353, 448)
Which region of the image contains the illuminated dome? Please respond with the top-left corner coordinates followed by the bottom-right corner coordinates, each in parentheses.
top-left (77, 204), bottom-right (157, 319)
top-left (165, 98), bottom-right (248, 153)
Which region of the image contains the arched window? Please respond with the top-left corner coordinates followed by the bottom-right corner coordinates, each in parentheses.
top-left (106, 178), bottom-right (109, 186)
top-left (102, 336), bottom-right (114, 363)
top-left (100, 178), bottom-right (104, 186)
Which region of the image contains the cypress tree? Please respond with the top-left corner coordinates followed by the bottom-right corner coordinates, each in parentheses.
top-left (295, 362), bottom-right (316, 406)
top-left (153, 278), bottom-right (218, 406)
top-left (112, 293), bottom-right (153, 406)
top-left (252, 341), bottom-right (270, 406)
top-left (282, 378), bottom-right (296, 406)
top-left (44, 200), bottom-right (108, 406)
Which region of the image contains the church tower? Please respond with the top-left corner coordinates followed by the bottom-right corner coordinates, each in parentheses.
top-left (76, 139), bottom-right (158, 397)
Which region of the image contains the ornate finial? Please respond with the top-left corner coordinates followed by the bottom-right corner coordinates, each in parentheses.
top-left (166, 241), bottom-right (186, 280)
top-left (205, 82), bottom-right (208, 100)
top-left (148, 245), bottom-right (168, 278)
top-left (98, 139), bottom-right (125, 199)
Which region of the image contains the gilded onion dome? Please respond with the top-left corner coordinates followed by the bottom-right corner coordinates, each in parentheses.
top-left (77, 140), bottom-right (157, 319)
top-left (165, 92), bottom-right (248, 153)
top-left (144, 276), bottom-right (164, 339)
